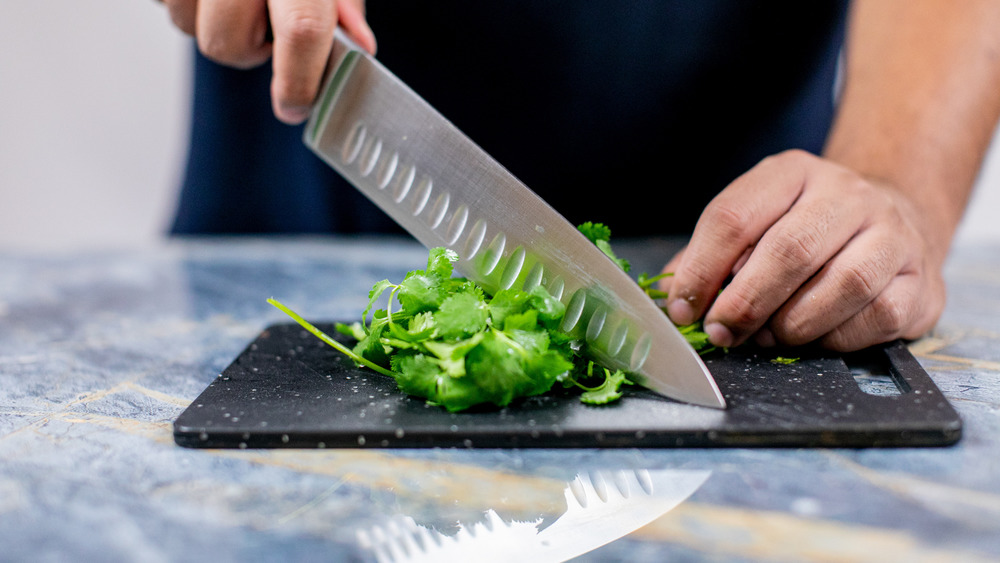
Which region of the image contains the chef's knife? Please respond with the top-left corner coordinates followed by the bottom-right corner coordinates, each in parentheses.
top-left (303, 30), bottom-right (725, 409)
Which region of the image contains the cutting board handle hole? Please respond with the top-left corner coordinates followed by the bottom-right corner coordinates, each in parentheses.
top-left (844, 349), bottom-right (908, 397)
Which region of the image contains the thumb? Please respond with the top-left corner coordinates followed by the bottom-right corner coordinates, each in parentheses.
top-left (338, 0), bottom-right (376, 54)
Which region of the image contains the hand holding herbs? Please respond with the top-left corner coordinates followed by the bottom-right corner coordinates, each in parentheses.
top-left (269, 224), bottom-right (716, 412)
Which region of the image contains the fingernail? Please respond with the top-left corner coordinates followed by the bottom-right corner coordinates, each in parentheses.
top-left (754, 327), bottom-right (776, 348)
top-left (668, 299), bottom-right (695, 325)
top-left (704, 322), bottom-right (734, 348)
top-left (279, 105), bottom-right (311, 124)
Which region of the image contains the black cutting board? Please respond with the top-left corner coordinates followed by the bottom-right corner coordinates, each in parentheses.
top-left (173, 322), bottom-right (962, 448)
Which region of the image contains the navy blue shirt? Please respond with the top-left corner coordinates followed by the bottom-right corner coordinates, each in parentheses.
top-left (171, 1), bottom-right (848, 237)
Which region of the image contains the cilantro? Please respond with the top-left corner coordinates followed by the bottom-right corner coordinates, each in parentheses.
top-left (677, 321), bottom-right (718, 355)
top-left (770, 356), bottom-right (800, 365)
top-left (637, 272), bottom-right (672, 300)
top-left (576, 363), bottom-right (632, 405)
top-left (588, 227), bottom-right (718, 356)
top-left (269, 223), bottom-right (727, 412)
top-left (578, 221), bottom-right (630, 273)
top-left (271, 249), bottom-right (578, 412)
top-left (267, 297), bottom-right (395, 379)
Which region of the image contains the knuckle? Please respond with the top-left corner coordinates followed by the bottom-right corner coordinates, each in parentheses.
top-left (272, 79), bottom-right (317, 110)
top-left (717, 286), bottom-right (767, 331)
top-left (763, 148), bottom-right (814, 170)
top-left (670, 264), bottom-right (715, 312)
top-left (820, 330), bottom-right (859, 353)
top-left (681, 263), bottom-right (716, 292)
top-left (778, 148), bottom-right (813, 162)
top-left (869, 293), bottom-right (909, 336)
top-left (701, 201), bottom-right (752, 242)
top-left (164, 1), bottom-right (195, 34)
top-left (769, 228), bottom-right (823, 272)
top-left (770, 311), bottom-right (813, 346)
top-left (837, 262), bottom-right (881, 301)
top-left (279, 9), bottom-right (334, 46)
top-left (198, 36), bottom-right (236, 64)
top-left (168, 14), bottom-right (195, 36)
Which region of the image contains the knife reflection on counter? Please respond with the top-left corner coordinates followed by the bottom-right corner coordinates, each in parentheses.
top-left (357, 468), bottom-right (712, 562)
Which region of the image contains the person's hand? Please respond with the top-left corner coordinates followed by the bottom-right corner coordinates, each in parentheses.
top-left (661, 149), bottom-right (947, 352)
top-left (162, 0), bottom-right (376, 124)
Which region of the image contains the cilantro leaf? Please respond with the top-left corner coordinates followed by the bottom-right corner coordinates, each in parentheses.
top-left (391, 352), bottom-right (483, 412)
top-left (579, 367), bottom-right (631, 405)
top-left (577, 221), bottom-right (612, 243)
top-left (528, 285), bottom-right (566, 327)
top-left (425, 246), bottom-right (459, 278)
top-left (396, 273), bottom-right (447, 314)
top-left (578, 221), bottom-right (630, 273)
top-left (435, 291), bottom-right (489, 339)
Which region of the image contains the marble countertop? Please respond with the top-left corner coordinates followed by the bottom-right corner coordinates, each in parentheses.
top-left (2, 236), bottom-right (998, 562)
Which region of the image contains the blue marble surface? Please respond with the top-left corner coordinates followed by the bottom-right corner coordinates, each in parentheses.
top-left (1, 236), bottom-right (998, 562)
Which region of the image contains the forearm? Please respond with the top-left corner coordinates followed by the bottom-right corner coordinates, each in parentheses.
top-left (823, 0), bottom-right (1000, 261)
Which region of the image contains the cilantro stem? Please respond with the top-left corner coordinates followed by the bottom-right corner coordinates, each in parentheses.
top-left (638, 271), bottom-right (673, 289)
top-left (267, 297), bottom-right (397, 378)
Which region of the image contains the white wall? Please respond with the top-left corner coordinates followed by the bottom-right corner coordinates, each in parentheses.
top-left (0, 3), bottom-right (997, 250)
top-left (0, 0), bottom-right (189, 250)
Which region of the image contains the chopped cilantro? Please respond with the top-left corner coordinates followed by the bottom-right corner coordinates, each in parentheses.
top-left (577, 364), bottom-right (632, 405)
top-left (770, 356), bottom-right (800, 365)
top-left (269, 223), bottom-right (726, 411)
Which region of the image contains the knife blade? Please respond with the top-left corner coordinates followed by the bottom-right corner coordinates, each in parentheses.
top-left (303, 29), bottom-right (725, 409)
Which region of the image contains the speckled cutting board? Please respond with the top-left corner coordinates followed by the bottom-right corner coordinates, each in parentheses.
top-left (173, 322), bottom-right (962, 449)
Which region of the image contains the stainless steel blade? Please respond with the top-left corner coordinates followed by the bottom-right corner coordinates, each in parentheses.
top-left (304, 30), bottom-right (725, 409)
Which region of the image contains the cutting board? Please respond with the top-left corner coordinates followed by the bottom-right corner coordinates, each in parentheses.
top-left (173, 322), bottom-right (961, 449)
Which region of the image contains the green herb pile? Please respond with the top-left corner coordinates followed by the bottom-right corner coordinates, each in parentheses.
top-left (269, 224), bottom-right (715, 412)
